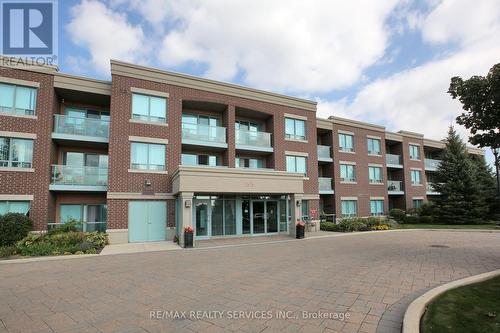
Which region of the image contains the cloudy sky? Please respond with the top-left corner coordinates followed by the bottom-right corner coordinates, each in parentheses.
top-left (58, 0), bottom-right (500, 163)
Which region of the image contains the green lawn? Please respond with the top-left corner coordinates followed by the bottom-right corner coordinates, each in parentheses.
top-left (422, 275), bottom-right (500, 333)
top-left (397, 224), bottom-right (499, 230)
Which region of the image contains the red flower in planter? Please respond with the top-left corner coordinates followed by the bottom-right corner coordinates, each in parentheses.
top-left (184, 226), bottom-right (194, 233)
top-left (296, 221), bottom-right (306, 227)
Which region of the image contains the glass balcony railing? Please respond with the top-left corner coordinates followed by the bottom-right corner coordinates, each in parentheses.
top-left (53, 115), bottom-right (110, 139)
top-left (318, 177), bottom-right (334, 192)
top-left (425, 158), bottom-right (441, 170)
top-left (317, 145), bottom-right (332, 160)
top-left (235, 129), bottom-right (272, 148)
top-left (386, 154), bottom-right (403, 166)
top-left (387, 180), bottom-right (404, 192)
top-left (47, 221), bottom-right (107, 232)
top-left (51, 165), bottom-right (108, 187)
top-left (182, 123), bottom-right (227, 145)
top-left (426, 182), bottom-right (439, 193)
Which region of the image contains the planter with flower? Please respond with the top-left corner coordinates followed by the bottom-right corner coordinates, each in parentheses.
top-left (296, 221), bottom-right (305, 239)
top-left (184, 226), bottom-right (194, 248)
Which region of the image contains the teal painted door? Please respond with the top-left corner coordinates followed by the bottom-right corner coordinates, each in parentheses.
top-left (128, 201), bottom-right (166, 242)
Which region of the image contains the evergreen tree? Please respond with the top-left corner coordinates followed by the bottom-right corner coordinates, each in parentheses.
top-left (433, 127), bottom-right (485, 224)
top-left (470, 156), bottom-right (498, 219)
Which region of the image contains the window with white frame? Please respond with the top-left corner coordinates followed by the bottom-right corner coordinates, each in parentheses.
top-left (413, 199), bottom-right (423, 209)
top-left (132, 93), bottom-right (167, 123)
top-left (286, 155), bottom-right (307, 175)
top-left (236, 157), bottom-right (264, 169)
top-left (409, 144), bottom-right (420, 160)
top-left (0, 83), bottom-right (37, 115)
top-left (339, 133), bottom-right (354, 152)
top-left (368, 166), bottom-right (383, 183)
top-left (181, 153), bottom-right (219, 167)
top-left (410, 170), bottom-right (422, 185)
top-left (131, 142), bottom-right (165, 170)
top-left (341, 200), bottom-right (357, 217)
top-left (0, 137), bottom-right (33, 168)
top-left (0, 201), bottom-right (30, 215)
top-left (285, 118), bottom-right (306, 140)
top-left (370, 200), bottom-right (384, 216)
top-left (340, 164), bottom-right (356, 182)
top-left (367, 138), bottom-right (381, 155)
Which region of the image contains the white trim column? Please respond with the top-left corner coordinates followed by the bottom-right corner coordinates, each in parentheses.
top-left (290, 193), bottom-right (303, 238)
top-left (178, 192), bottom-right (194, 247)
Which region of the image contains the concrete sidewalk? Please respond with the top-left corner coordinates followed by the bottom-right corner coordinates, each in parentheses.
top-left (100, 240), bottom-right (181, 255)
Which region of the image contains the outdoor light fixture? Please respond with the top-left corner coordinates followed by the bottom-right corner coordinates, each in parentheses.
top-left (296, 200), bottom-right (301, 207)
top-left (185, 200), bottom-right (191, 208)
top-left (145, 179), bottom-right (151, 186)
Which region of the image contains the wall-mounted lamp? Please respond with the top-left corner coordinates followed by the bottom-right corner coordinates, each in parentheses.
top-left (185, 200), bottom-right (191, 208)
top-left (296, 200), bottom-right (301, 207)
top-left (145, 179), bottom-right (151, 186)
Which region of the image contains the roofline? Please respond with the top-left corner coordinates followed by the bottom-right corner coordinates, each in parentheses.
top-left (54, 72), bottom-right (111, 96)
top-left (317, 116), bottom-right (385, 132)
top-left (110, 59), bottom-right (317, 112)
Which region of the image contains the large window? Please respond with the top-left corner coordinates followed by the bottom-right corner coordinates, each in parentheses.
top-left (0, 201), bottom-right (30, 215)
top-left (0, 137), bottom-right (33, 168)
top-left (367, 138), bottom-right (381, 155)
top-left (286, 155), bottom-right (307, 175)
top-left (413, 199), bottom-right (423, 209)
top-left (339, 133), bottom-right (354, 152)
top-left (409, 144), bottom-right (420, 160)
top-left (236, 157), bottom-right (264, 169)
top-left (235, 120), bottom-right (261, 131)
top-left (132, 93), bottom-right (167, 123)
top-left (0, 83), bottom-right (37, 115)
top-left (341, 200), bottom-right (357, 218)
top-left (181, 153), bottom-right (219, 167)
top-left (131, 142), bottom-right (165, 170)
top-left (370, 200), bottom-right (384, 216)
top-left (285, 118), bottom-right (306, 140)
top-left (340, 164), bottom-right (356, 182)
top-left (368, 166), bottom-right (383, 183)
top-left (301, 200), bottom-right (310, 220)
top-left (411, 170), bottom-right (422, 185)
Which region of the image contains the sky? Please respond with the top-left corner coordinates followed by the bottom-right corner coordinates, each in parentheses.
top-left (56, 0), bottom-right (500, 164)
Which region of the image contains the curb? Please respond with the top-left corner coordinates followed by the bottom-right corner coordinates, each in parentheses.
top-left (402, 268), bottom-right (500, 333)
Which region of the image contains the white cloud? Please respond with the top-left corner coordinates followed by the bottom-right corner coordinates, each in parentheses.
top-left (156, 0), bottom-right (402, 93)
top-left (66, 0), bottom-right (148, 74)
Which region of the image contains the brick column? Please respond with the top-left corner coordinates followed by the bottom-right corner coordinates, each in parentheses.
top-left (224, 104), bottom-right (236, 167)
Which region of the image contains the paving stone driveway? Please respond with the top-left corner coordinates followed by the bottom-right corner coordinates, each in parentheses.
top-left (1, 230), bottom-right (500, 333)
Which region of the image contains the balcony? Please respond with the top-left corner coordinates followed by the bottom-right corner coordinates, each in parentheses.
top-left (49, 165), bottom-right (108, 191)
top-left (318, 177), bottom-right (334, 194)
top-left (52, 115), bottom-right (110, 144)
top-left (235, 129), bottom-right (273, 152)
top-left (317, 145), bottom-right (333, 163)
top-left (425, 158), bottom-right (441, 171)
top-left (181, 123), bottom-right (227, 148)
top-left (387, 180), bottom-right (404, 194)
top-left (386, 154), bottom-right (403, 168)
top-left (426, 182), bottom-right (440, 195)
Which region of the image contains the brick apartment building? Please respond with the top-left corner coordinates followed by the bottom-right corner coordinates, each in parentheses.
top-left (0, 58), bottom-right (483, 245)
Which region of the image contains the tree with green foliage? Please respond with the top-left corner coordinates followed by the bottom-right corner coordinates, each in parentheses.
top-left (448, 63), bottom-right (500, 203)
top-left (433, 127), bottom-right (489, 224)
top-left (471, 156), bottom-right (498, 219)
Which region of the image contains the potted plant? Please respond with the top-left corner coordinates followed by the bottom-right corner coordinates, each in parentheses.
top-left (184, 226), bottom-right (194, 248)
top-left (296, 221), bottom-right (305, 239)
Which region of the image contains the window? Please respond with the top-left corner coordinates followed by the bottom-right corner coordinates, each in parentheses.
top-left (0, 201), bottom-right (30, 215)
top-left (131, 142), bottom-right (165, 170)
top-left (370, 200), bottom-right (384, 216)
top-left (0, 137), bottom-right (33, 168)
top-left (132, 93), bottom-right (167, 123)
top-left (367, 138), bottom-right (381, 155)
top-left (0, 83), bottom-right (37, 115)
top-left (341, 200), bottom-right (357, 217)
top-left (410, 170), bottom-right (422, 185)
top-left (285, 118), bottom-right (306, 140)
top-left (181, 153), bottom-right (219, 167)
top-left (340, 164), bottom-right (356, 182)
top-left (409, 144), bottom-right (420, 160)
top-left (65, 107), bottom-right (109, 120)
top-left (235, 121), bottom-right (261, 131)
top-left (368, 166), bottom-right (383, 183)
top-left (286, 155), bottom-right (307, 175)
top-left (339, 133), bottom-right (354, 152)
top-left (236, 157), bottom-right (264, 169)
top-left (413, 199), bottom-right (423, 209)
top-left (301, 200), bottom-right (310, 220)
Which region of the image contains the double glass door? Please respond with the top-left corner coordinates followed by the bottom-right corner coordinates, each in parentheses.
top-left (252, 201), bottom-right (278, 234)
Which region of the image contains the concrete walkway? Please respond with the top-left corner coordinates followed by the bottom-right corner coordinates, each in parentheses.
top-left (0, 230), bottom-right (499, 333)
top-left (100, 241), bottom-right (181, 255)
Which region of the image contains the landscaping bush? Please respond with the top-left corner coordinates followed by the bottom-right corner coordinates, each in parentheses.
top-left (0, 246), bottom-right (17, 258)
top-left (419, 216), bottom-right (434, 224)
top-left (320, 222), bottom-right (338, 232)
top-left (404, 215), bottom-right (420, 224)
top-left (84, 231), bottom-right (109, 248)
top-left (389, 209), bottom-right (406, 222)
top-left (0, 213), bottom-right (33, 246)
top-left (336, 218), bottom-right (369, 232)
top-left (47, 220), bottom-right (80, 235)
top-left (419, 202), bottom-right (435, 217)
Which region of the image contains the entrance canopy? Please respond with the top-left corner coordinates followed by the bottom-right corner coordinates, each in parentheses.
top-left (172, 166), bottom-right (304, 194)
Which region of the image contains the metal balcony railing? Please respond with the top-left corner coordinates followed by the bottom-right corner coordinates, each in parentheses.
top-left (386, 154), bottom-right (402, 166)
top-left (318, 177), bottom-right (334, 192)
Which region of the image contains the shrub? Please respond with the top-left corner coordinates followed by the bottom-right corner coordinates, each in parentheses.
top-left (366, 217), bottom-right (388, 228)
top-left (320, 222), bottom-right (338, 232)
top-left (337, 218), bottom-right (369, 232)
top-left (85, 248), bottom-right (97, 254)
top-left (372, 224), bottom-right (390, 230)
top-left (404, 215), bottom-right (420, 224)
top-left (0, 246), bottom-right (17, 258)
top-left (0, 213), bottom-right (33, 246)
top-left (47, 220), bottom-right (81, 235)
top-left (407, 208), bottom-right (419, 216)
top-left (389, 209), bottom-right (406, 222)
top-left (419, 216), bottom-right (434, 224)
top-left (17, 242), bottom-right (57, 256)
top-left (419, 202), bottom-right (435, 217)
top-left (84, 232), bottom-right (109, 248)
top-left (78, 241), bottom-right (94, 252)
top-left (74, 251), bottom-right (84, 255)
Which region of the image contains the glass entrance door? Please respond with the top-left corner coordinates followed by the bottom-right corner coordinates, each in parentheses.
top-left (266, 201), bottom-right (278, 233)
top-left (195, 200), bottom-right (210, 237)
top-left (252, 200), bottom-right (279, 234)
top-left (252, 201), bottom-right (265, 234)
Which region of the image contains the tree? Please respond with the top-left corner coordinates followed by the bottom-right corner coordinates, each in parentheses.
top-left (433, 127), bottom-right (488, 224)
top-left (471, 156), bottom-right (498, 219)
top-left (448, 63), bottom-right (500, 202)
